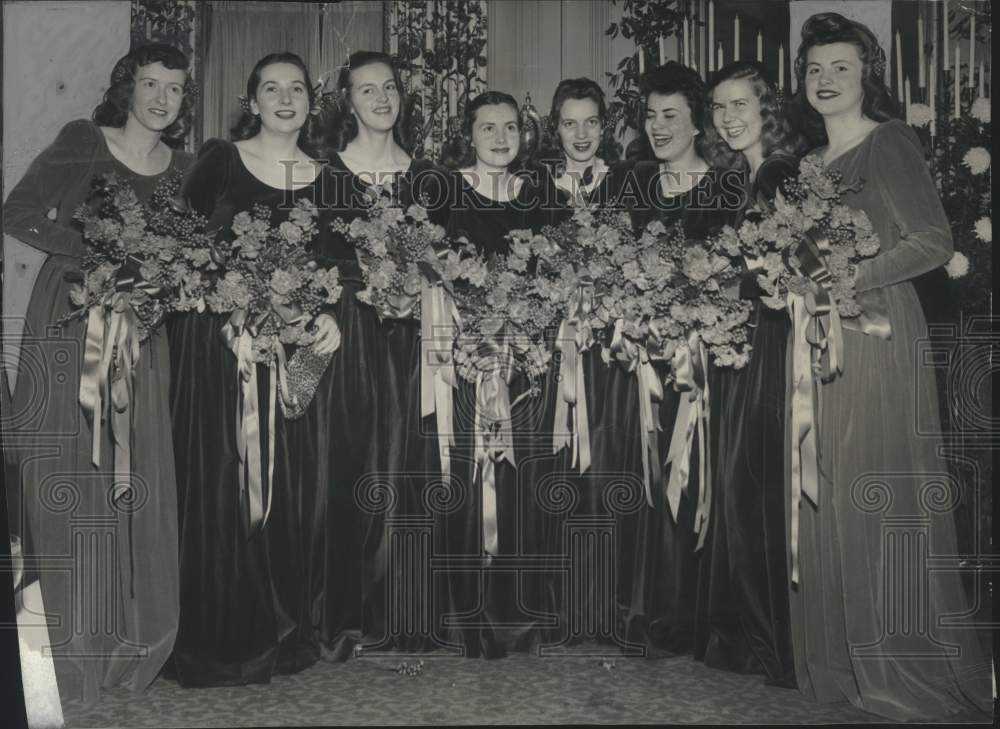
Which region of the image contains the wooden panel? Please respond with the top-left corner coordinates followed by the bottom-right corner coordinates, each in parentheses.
top-left (2, 0), bottom-right (131, 394)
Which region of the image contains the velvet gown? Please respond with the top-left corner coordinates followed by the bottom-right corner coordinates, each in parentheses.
top-left (166, 139), bottom-right (329, 684)
top-left (537, 160), bottom-right (659, 654)
top-left (693, 153), bottom-right (797, 686)
top-left (788, 120), bottom-right (991, 720)
top-left (328, 156), bottom-right (454, 655)
top-left (2, 119), bottom-right (191, 705)
top-left (436, 171), bottom-right (563, 657)
top-left (629, 161), bottom-right (741, 655)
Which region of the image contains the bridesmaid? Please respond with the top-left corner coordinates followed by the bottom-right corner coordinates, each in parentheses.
top-left (2, 44), bottom-right (194, 705)
top-left (167, 52), bottom-right (337, 685)
top-left (629, 61), bottom-right (742, 655)
top-left (440, 91), bottom-right (560, 656)
top-left (314, 50), bottom-right (449, 657)
top-left (694, 60), bottom-right (803, 686)
top-left (539, 78), bottom-right (655, 652)
top-left (787, 13), bottom-right (991, 719)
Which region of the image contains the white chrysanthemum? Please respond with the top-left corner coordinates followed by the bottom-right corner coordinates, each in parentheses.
top-left (908, 103), bottom-right (934, 128)
top-left (974, 217), bottom-right (992, 243)
top-left (944, 251), bottom-right (970, 279)
top-left (970, 97), bottom-right (991, 124)
top-left (962, 147), bottom-right (991, 175)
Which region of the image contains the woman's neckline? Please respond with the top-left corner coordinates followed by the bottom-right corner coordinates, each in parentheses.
top-left (96, 123), bottom-right (174, 178)
top-left (655, 166), bottom-right (713, 201)
top-left (234, 141), bottom-right (321, 192)
top-left (817, 120), bottom-right (883, 166)
top-left (331, 150), bottom-right (415, 187)
top-left (459, 169), bottom-right (528, 203)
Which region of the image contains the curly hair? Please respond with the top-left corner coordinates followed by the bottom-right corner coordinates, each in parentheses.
top-left (790, 12), bottom-right (899, 146)
top-left (636, 61), bottom-right (716, 164)
top-left (440, 90), bottom-right (530, 172)
top-left (704, 61), bottom-right (808, 172)
top-left (539, 77), bottom-right (621, 172)
top-left (91, 43), bottom-right (195, 149)
top-left (229, 52), bottom-right (326, 158)
top-left (322, 50), bottom-right (413, 156)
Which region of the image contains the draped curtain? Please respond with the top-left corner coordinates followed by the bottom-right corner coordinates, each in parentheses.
top-left (319, 0), bottom-right (384, 78)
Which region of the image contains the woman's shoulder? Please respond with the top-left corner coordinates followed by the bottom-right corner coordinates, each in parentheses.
top-left (197, 137), bottom-right (238, 162)
top-left (870, 117), bottom-right (922, 151)
top-left (48, 118), bottom-right (103, 157)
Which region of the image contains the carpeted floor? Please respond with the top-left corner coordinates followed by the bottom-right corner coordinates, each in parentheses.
top-left (60, 652), bottom-right (992, 727)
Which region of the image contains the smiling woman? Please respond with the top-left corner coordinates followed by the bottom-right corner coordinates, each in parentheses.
top-left (2, 42), bottom-right (195, 708)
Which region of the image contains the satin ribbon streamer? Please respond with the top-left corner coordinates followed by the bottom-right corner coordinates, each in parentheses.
top-left (664, 333), bottom-right (712, 551)
top-left (552, 283), bottom-right (595, 473)
top-left (420, 282), bottom-right (459, 484)
top-left (472, 339), bottom-right (517, 558)
top-left (785, 229), bottom-right (892, 584)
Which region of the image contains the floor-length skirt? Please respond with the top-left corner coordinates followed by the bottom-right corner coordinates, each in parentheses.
top-left (788, 281), bottom-right (992, 720)
top-left (167, 311), bottom-right (290, 685)
top-left (11, 255), bottom-right (178, 705)
top-left (695, 308), bottom-right (795, 686)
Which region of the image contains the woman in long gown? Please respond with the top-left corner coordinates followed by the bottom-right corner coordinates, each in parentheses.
top-left (786, 13), bottom-right (991, 719)
top-left (2, 44), bottom-right (194, 706)
top-left (537, 78), bottom-right (653, 652)
top-left (167, 52), bottom-right (339, 685)
top-left (439, 91), bottom-right (561, 656)
top-left (309, 51), bottom-right (450, 657)
top-left (693, 60), bottom-right (802, 686)
top-left (628, 62), bottom-right (742, 655)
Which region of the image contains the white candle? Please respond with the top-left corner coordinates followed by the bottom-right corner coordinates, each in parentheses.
top-left (943, 0), bottom-right (949, 72)
top-left (659, 35), bottom-right (665, 66)
top-left (954, 44), bottom-right (961, 118)
top-left (929, 52), bottom-right (936, 137)
top-left (905, 76), bottom-right (911, 124)
top-left (756, 32), bottom-right (763, 63)
top-left (425, 1), bottom-right (434, 52)
top-left (918, 15), bottom-right (925, 88)
top-left (708, 1), bottom-right (715, 72)
top-left (968, 13), bottom-right (975, 90)
top-left (778, 43), bottom-right (784, 91)
top-left (734, 15), bottom-right (740, 61)
top-left (639, 49), bottom-right (644, 75)
top-left (978, 61), bottom-right (985, 98)
top-left (717, 43), bottom-right (724, 72)
top-left (896, 30), bottom-right (904, 102)
top-left (683, 18), bottom-right (690, 67)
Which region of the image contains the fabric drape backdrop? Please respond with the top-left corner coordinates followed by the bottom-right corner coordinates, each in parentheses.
top-left (319, 1), bottom-right (384, 79)
top-left (201, 1), bottom-right (323, 142)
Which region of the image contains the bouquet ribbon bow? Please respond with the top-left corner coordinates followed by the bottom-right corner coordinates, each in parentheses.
top-left (419, 244), bottom-right (460, 487)
top-left (609, 317), bottom-right (661, 509)
top-left (552, 279), bottom-right (595, 473)
top-left (664, 331), bottom-right (712, 551)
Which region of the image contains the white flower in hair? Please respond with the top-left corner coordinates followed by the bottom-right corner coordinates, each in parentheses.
top-left (970, 97), bottom-right (991, 124)
top-left (944, 251), bottom-right (970, 279)
top-left (962, 147), bottom-right (991, 175)
top-left (907, 103), bottom-right (934, 128)
top-left (974, 216), bottom-right (992, 244)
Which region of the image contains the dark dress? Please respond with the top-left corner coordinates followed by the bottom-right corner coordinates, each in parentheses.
top-left (789, 120), bottom-right (991, 720)
top-left (166, 139), bottom-right (328, 685)
top-left (437, 171), bottom-right (561, 656)
top-left (319, 155), bottom-right (454, 655)
top-left (693, 154), bottom-right (797, 686)
top-left (2, 119), bottom-right (191, 705)
top-left (629, 162), bottom-right (741, 655)
top-left (537, 160), bottom-right (657, 653)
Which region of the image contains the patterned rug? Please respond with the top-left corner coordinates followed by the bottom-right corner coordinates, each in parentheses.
top-left (60, 652), bottom-right (992, 727)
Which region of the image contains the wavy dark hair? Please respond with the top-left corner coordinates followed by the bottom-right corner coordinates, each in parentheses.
top-left (540, 77), bottom-right (621, 172)
top-left (636, 61), bottom-right (718, 165)
top-left (323, 50), bottom-right (414, 156)
top-left (790, 12), bottom-right (899, 146)
top-left (705, 61), bottom-right (807, 172)
top-left (440, 90), bottom-right (530, 172)
top-left (91, 43), bottom-right (195, 149)
top-left (229, 52), bottom-right (325, 158)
